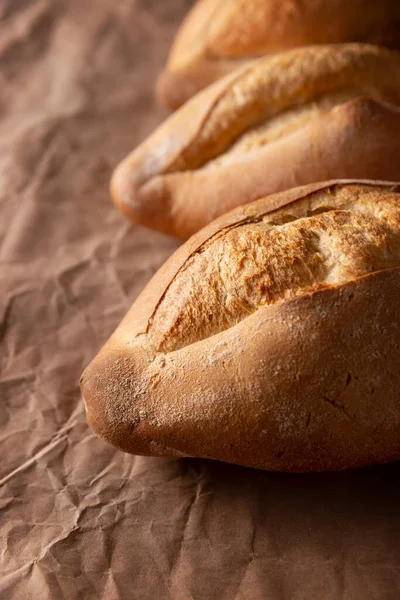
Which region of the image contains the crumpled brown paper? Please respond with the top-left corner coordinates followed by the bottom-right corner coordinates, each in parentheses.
top-left (1, 1), bottom-right (400, 598)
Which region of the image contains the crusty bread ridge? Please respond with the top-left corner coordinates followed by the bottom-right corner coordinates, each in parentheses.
top-left (112, 44), bottom-right (400, 239)
top-left (158, 0), bottom-right (400, 109)
top-left (82, 180), bottom-right (400, 472)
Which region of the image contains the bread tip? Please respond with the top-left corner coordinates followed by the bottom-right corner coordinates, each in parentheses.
top-left (110, 158), bottom-right (141, 224)
top-left (156, 69), bottom-right (199, 111)
top-left (80, 364), bottom-right (98, 425)
top-left (156, 70), bottom-right (179, 111)
top-left (80, 358), bottom-right (122, 453)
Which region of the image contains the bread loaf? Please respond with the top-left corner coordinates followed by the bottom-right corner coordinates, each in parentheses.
top-left (158, 0), bottom-right (400, 109)
top-left (111, 44), bottom-right (400, 239)
top-left (81, 180), bottom-right (400, 472)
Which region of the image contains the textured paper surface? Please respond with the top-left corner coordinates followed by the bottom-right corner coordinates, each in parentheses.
top-left (1, 1), bottom-right (400, 598)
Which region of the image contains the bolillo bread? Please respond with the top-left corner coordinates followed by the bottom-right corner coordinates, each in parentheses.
top-left (157, 0), bottom-right (400, 109)
top-left (111, 44), bottom-right (400, 239)
top-left (81, 180), bottom-right (400, 472)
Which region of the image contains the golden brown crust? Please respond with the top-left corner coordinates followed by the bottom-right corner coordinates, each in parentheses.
top-left (149, 186), bottom-right (400, 352)
top-left (112, 44), bottom-right (400, 238)
top-left (164, 45), bottom-right (400, 173)
top-left (82, 181), bottom-right (400, 472)
top-left (158, 0), bottom-right (400, 109)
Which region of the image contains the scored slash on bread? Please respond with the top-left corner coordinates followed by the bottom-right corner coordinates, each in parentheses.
top-left (111, 44), bottom-right (400, 239)
top-left (157, 0), bottom-right (400, 109)
top-left (81, 180), bottom-right (400, 472)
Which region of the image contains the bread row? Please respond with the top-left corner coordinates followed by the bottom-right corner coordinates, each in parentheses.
top-left (81, 2), bottom-right (400, 471)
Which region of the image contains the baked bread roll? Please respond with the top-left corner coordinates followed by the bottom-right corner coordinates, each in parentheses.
top-left (158, 0), bottom-right (400, 109)
top-left (82, 180), bottom-right (400, 472)
top-left (112, 44), bottom-right (400, 239)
